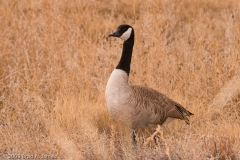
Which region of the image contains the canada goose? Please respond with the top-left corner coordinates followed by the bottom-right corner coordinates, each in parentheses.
top-left (105, 24), bottom-right (193, 144)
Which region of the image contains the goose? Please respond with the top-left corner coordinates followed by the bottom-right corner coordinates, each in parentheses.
top-left (105, 24), bottom-right (193, 144)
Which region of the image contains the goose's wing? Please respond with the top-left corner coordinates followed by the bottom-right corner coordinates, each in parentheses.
top-left (130, 85), bottom-right (193, 125)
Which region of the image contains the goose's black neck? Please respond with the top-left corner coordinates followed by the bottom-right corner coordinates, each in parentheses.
top-left (116, 35), bottom-right (134, 75)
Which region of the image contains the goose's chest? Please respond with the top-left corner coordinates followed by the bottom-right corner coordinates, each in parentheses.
top-left (105, 69), bottom-right (131, 115)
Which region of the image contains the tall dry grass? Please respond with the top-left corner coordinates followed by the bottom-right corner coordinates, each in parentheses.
top-left (0, 0), bottom-right (240, 159)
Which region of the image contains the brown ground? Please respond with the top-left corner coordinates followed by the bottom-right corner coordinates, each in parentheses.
top-left (0, 0), bottom-right (240, 159)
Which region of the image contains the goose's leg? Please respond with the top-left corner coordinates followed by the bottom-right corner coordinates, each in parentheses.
top-left (149, 124), bottom-right (158, 144)
top-left (153, 135), bottom-right (157, 144)
top-left (131, 129), bottom-right (137, 145)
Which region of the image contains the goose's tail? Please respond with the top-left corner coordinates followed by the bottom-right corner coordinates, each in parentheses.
top-left (175, 103), bottom-right (194, 125)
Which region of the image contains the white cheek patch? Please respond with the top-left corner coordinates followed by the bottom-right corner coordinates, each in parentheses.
top-left (120, 28), bottom-right (132, 41)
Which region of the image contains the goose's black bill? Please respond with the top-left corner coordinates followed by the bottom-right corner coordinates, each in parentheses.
top-left (109, 30), bottom-right (121, 37)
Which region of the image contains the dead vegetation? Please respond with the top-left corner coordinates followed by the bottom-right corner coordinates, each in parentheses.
top-left (0, 0), bottom-right (240, 159)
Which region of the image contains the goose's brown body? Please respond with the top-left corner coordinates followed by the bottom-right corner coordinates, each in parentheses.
top-left (105, 69), bottom-right (193, 130)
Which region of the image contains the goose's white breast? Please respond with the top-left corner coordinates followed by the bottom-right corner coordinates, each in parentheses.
top-left (105, 69), bottom-right (132, 125)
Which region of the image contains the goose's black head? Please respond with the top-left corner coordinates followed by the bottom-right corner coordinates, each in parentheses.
top-left (109, 24), bottom-right (134, 41)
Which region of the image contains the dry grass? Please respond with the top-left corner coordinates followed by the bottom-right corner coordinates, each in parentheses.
top-left (1, 0), bottom-right (240, 159)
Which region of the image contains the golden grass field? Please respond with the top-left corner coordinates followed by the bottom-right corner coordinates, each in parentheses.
top-left (1, 0), bottom-right (240, 159)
